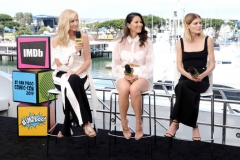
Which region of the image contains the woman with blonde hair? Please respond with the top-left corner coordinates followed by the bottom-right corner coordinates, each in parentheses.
top-left (51, 9), bottom-right (98, 138)
top-left (164, 13), bottom-right (215, 141)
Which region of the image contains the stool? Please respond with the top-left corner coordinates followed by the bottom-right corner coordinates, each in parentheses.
top-left (108, 89), bottom-right (156, 159)
top-left (166, 63), bottom-right (214, 159)
top-left (46, 88), bottom-right (96, 158)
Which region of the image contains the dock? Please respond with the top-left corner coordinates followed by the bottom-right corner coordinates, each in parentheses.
top-left (0, 43), bottom-right (17, 61)
top-left (0, 41), bottom-right (114, 61)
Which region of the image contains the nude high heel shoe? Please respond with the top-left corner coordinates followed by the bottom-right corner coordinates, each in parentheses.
top-left (121, 119), bottom-right (131, 139)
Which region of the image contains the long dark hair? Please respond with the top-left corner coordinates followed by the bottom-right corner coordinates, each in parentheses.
top-left (120, 12), bottom-right (148, 47)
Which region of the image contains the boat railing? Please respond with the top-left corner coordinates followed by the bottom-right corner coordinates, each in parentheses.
top-left (153, 82), bottom-right (240, 113)
top-left (92, 77), bottom-right (240, 145)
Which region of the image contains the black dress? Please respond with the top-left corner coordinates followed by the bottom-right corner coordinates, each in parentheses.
top-left (171, 36), bottom-right (210, 128)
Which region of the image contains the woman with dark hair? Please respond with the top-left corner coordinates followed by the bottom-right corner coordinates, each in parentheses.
top-left (112, 12), bottom-right (154, 140)
top-left (164, 13), bottom-right (215, 141)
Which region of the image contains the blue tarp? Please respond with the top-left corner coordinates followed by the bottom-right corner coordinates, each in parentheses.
top-left (33, 15), bottom-right (53, 19)
top-left (4, 26), bottom-right (12, 32)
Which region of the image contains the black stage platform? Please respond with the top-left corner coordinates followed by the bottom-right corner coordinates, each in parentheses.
top-left (0, 116), bottom-right (239, 160)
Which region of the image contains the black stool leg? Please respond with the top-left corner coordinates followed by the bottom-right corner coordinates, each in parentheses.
top-left (148, 93), bottom-right (152, 160)
top-left (46, 134), bottom-right (49, 157)
top-left (153, 91), bottom-right (156, 146)
top-left (94, 124), bottom-right (97, 145)
top-left (108, 93), bottom-right (114, 158)
top-left (211, 94), bottom-right (214, 160)
top-left (114, 94), bottom-right (117, 144)
top-left (87, 136), bottom-right (89, 158)
top-left (167, 138), bottom-right (173, 160)
top-left (46, 93), bottom-right (51, 157)
top-left (167, 95), bottom-right (175, 159)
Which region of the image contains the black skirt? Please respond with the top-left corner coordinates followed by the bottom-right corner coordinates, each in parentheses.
top-left (170, 68), bottom-right (209, 127)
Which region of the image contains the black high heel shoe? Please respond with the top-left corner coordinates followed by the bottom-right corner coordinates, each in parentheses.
top-left (192, 124), bottom-right (201, 141)
top-left (164, 120), bottom-right (179, 138)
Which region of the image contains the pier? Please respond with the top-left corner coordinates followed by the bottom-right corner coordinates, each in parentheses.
top-left (0, 43), bottom-right (17, 61)
top-left (0, 41), bottom-right (113, 61)
top-left (0, 53), bottom-right (16, 61)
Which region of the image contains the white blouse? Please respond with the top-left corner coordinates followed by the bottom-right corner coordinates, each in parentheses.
top-left (51, 40), bottom-right (87, 78)
top-left (112, 35), bottom-right (154, 81)
top-left (51, 39), bottom-right (99, 120)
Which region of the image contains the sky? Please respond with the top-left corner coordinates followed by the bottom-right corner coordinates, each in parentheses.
top-left (1, 0), bottom-right (240, 20)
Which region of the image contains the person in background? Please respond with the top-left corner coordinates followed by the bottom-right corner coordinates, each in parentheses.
top-left (164, 13), bottom-right (215, 141)
top-left (112, 12), bottom-right (154, 140)
top-left (51, 9), bottom-right (98, 138)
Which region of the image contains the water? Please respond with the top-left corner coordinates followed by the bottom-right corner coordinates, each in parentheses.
top-left (0, 60), bottom-right (17, 74)
top-left (0, 57), bottom-right (113, 88)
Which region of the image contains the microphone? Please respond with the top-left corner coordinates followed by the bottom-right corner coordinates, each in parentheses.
top-left (124, 64), bottom-right (134, 76)
top-left (188, 66), bottom-right (199, 79)
top-left (75, 31), bottom-right (82, 56)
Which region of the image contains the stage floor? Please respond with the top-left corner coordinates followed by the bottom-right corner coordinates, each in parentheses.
top-left (0, 116), bottom-right (239, 160)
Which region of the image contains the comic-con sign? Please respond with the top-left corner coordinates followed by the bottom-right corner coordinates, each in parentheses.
top-left (18, 106), bottom-right (48, 136)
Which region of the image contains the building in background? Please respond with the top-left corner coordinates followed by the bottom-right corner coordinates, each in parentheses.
top-left (32, 15), bottom-right (59, 33)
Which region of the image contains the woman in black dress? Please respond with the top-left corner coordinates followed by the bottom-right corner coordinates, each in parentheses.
top-left (164, 13), bottom-right (215, 141)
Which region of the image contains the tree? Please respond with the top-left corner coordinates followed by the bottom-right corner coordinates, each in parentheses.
top-left (14, 12), bottom-right (33, 25)
top-left (227, 20), bottom-right (238, 30)
top-left (202, 18), bottom-right (224, 31)
top-left (0, 14), bottom-right (13, 24)
top-left (98, 20), bottom-right (114, 33)
top-left (0, 14), bottom-right (13, 39)
top-left (93, 21), bottom-right (101, 34)
top-left (14, 12), bottom-right (24, 24)
top-left (112, 19), bottom-right (124, 33)
top-left (98, 19), bottom-right (124, 35)
top-left (0, 23), bottom-right (4, 38)
top-left (14, 26), bottom-right (32, 36)
top-left (4, 21), bottom-right (20, 29)
top-left (38, 26), bottom-right (49, 34)
top-left (143, 15), bottom-right (164, 29)
top-left (23, 12), bottom-right (33, 25)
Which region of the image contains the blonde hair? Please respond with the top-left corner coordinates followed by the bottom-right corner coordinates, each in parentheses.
top-left (57, 9), bottom-right (79, 46)
top-left (183, 13), bottom-right (205, 42)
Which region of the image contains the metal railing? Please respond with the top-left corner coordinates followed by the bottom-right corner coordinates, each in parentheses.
top-left (90, 77), bottom-right (240, 145)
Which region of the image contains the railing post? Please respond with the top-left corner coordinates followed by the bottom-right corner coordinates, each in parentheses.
top-left (103, 90), bottom-right (105, 130)
top-left (222, 102), bottom-right (227, 145)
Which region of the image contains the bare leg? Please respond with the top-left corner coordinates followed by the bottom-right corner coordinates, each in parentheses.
top-left (130, 78), bottom-right (149, 140)
top-left (192, 123), bottom-right (201, 141)
top-left (116, 78), bottom-right (131, 139)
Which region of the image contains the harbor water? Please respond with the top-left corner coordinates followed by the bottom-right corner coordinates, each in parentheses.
top-left (0, 57), bottom-right (113, 88)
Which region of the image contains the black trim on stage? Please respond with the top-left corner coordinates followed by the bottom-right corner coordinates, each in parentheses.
top-left (0, 116), bottom-right (239, 160)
